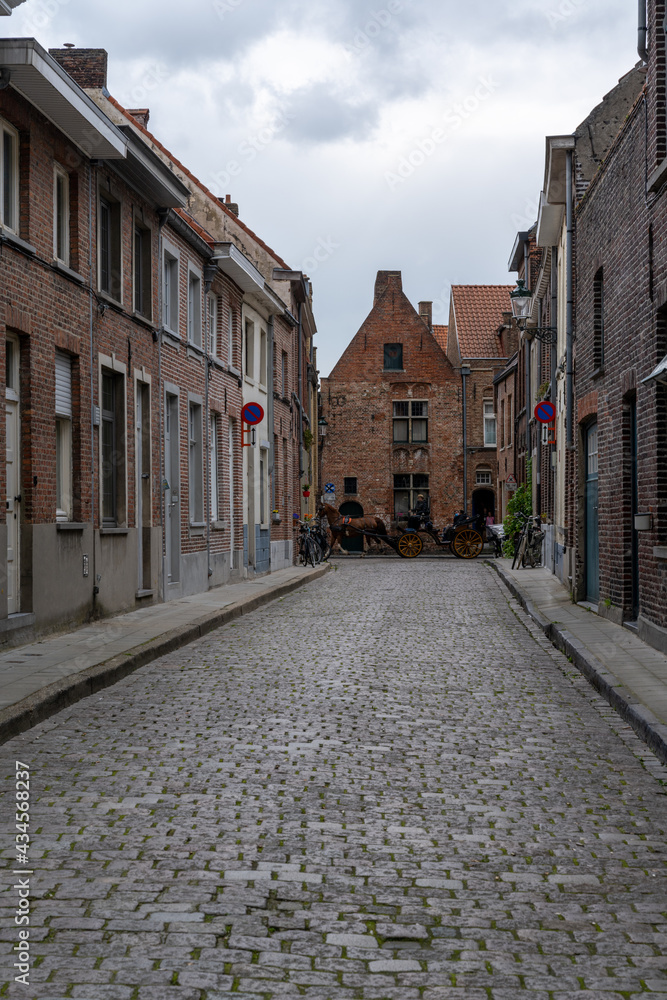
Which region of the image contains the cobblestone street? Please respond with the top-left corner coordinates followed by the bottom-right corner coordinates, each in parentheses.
top-left (2, 560), bottom-right (667, 1000)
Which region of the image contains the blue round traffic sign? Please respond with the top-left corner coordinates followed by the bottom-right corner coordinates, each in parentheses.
top-left (534, 400), bottom-right (556, 424)
top-left (241, 402), bottom-right (265, 425)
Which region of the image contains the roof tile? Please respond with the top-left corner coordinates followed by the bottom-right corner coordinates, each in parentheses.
top-left (451, 285), bottom-right (513, 358)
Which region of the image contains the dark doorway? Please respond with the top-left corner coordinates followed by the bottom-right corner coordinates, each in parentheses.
top-left (472, 488), bottom-right (495, 522)
top-left (630, 400), bottom-right (639, 620)
top-left (339, 500), bottom-right (364, 552)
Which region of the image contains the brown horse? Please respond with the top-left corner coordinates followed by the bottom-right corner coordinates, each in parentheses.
top-left (318, 503), bottom-right (388, 554)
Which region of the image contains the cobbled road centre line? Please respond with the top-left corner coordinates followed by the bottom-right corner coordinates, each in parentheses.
top-left (1, 561), bottom-right (667, 1000)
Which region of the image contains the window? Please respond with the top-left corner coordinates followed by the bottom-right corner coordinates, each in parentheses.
top-left (133, 221), bottom-right (152, 318)
top-left (260, 449), bottom-right (268, 524)
top-left (476, 469), bottom-right (492, 485)
top-left (227, 307), bottom-right (234, 364)
top-left (209, 413), bottom-right (218, 521)
top-left (281, 350), bottom-right (288, 397)
top-left (207, 294), bottom-right (218, 356)
top-left (507, 394), bottom-right (512, 446)
top-left (189, 401), bottom-right (204, 523)
top-left (163, 246), bottom-right (179, 333)
top-left (593, 267), bottom-right (604, 370)
top-left (99, 193), bottom-right (121, 301)
top-left (187, 269), bottom-right (202, 347)
top-left (55, 351), bottom-right (72, 521)
top-left (259, 329), bottom-right (267, 387)
top-left (53, 166), bottom-right (69, 265)
top-left (384, 343), bottom-right (403, 370)
top-left (101, 369), bottom-right (125, 526)
top-left (393, 400), bottom-right (428, 443)
top-left (343, 477), bottom-right (357, 495)
top-left (393, 473), bottom-right (429, 517)
top-left (245, 320), bottom-right (255, 378)
top-left (1, 120), bottom-right (18, 232)
top-left (500, 398), bottom-right (505, 449)
top-left (483, 400), bottom-right (496, 446)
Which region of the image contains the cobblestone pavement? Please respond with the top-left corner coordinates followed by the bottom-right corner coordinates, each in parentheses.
top-left (2, 561), bottom-right (667, 1000)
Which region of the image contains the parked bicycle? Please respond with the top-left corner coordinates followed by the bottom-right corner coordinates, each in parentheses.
top-left (511, 512), bottom-right (545, 570)
top-left (297, 518), bottom-right (331, 567)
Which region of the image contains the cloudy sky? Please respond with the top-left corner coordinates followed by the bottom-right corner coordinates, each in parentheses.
top-left (12, 0), bottom-right (638, 374)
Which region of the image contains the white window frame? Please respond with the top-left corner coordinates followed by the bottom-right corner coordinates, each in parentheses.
top-left (187, 266), bottom-right (202, 348)
top-left (475, 469), bottom-right (492, 486)
top-left (259, 328), bottom-right (267, 387)
top-left (227, 306), bottom-right (234, 365)
top-left (207, 293), bottom-right (218, 357)
top-left (259, 447), bottom-right (269, 527)
top-left (98, 354), bottom-right (128, 529)
top-left (1, 119), bottom-right (19, 233)
top-left (393, 400), bottom-right (428, 443)
top-left (133, 216), bottom-right (152, 319)
top-left (55, 351), bottom-right (73, 522)
top-left (483, 400), bottom-right (497, 447)
top-left (163, 240), bottom-right (180, 335)
top-left (188, 399), bottom-right (204, 524)
top-left (245, 319), bottom-right (255, 380)
top-left (53, 165), bottom-right (70, 265)
top-left (98, 187), bottom-right (122, 303)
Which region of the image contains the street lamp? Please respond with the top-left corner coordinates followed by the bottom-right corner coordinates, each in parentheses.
top-left (510, 279), bottom-right (556, 343)
top-left (318, 416), bottom-right (329, 437)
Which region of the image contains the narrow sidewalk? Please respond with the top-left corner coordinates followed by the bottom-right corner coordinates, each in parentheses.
top-left (0, 564), bottom-right (328, 745)
top-left (489, 558), bottom-right (667, 763)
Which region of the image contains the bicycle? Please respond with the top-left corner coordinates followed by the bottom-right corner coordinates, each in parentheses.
top-left (511, 513), bottom-right (544, 569)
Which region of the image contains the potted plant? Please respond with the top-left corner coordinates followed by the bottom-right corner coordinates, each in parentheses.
top-left (302, 484), bottom-right (311, 498)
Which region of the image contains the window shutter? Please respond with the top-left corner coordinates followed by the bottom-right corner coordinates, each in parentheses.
top-left (55, 351), bottom-right (72, 418)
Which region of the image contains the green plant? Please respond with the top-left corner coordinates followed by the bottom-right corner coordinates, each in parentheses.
top-left (303, 428), bottom-right (314, 451)
top-left (537, 381), bottom-right (551, 401)
top-left (502, 476), bottom-right (533, 557)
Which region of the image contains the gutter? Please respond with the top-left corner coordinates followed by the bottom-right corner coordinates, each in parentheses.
top-left (566, 150), bottom-right (574, 449)
top-left (638, 0), bottom-right (648, 63)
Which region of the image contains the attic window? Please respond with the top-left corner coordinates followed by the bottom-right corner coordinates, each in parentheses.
top-left (384, 343), bottom-right (403, 370)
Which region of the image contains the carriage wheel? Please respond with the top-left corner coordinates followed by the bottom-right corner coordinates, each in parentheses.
top-left (397, 532), bottom-right (423, 558)
top-left (452, 528), bottom-right (483, 559)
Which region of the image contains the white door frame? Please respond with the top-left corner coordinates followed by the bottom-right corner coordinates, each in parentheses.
top-left (5, 334), bottom-right (20, 615)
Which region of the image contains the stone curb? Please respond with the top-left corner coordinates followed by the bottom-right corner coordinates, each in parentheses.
top-left (0, 565), bottom-right (330, 747)
top-left (487, 560), bottom-right (667, 765)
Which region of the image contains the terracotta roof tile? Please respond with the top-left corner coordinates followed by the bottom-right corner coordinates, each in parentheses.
top-left (432, 325), bottom-right (448, 351)
top-left (451, 285), bottom-right (513, 358)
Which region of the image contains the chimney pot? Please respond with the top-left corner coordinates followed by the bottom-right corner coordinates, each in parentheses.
top-left (418, 301), bottom-right (433, 330)
top-left (374, 270), bottom-right (402, 305)
top-left (49, 47), bottom-right (108, 90)
top-left (127, 108), bottom-right (150, 128)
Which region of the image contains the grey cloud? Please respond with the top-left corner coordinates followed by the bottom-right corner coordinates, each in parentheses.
top-left (280, 84), bottom-right (378, 144)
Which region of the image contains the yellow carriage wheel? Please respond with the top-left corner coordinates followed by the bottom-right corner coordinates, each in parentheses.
top-left (452, 528), bottom-right (483, 559)
top-left (397, 532), bottom-right (423, 558)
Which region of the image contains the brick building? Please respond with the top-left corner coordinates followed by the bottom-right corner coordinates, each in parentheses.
top-left (320, 271), bottom-right (464, 536)
top-left (570, 5), bottom-right (667, 651)
top-left (443, 285), bottom-right (513, 521)
top-left (0, 39), bottom-right (317, 645)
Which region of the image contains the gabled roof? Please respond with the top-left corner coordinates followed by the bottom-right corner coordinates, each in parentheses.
top-left (1, 1), bottom-right (29, 14)
top-left (450, 285), bottom-right (513, 358)
top-left (432, 325), bottom-right (448, 352)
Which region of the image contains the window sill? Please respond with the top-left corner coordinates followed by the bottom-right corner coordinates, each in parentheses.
top-left (0, 227), bottom-right (36, 256)
top-left (648, 155), bottom-right (667, 192)
top-left (383, 369), bottom-right (405, 373)
top-left (162, 327), bottom-right (182, 346)
top-left (136, 589), bottom-right (154, 599)
top-left (591, 366), bottom-right (605, 380)
top-left (244, 375), bottom-right (256, 386)
top-left (132, 311), bottom-right (156, 331)
top-left (654, 546), bottom-right (667, 561)
top-left (212, 520), bottom-right (228, 531)
top-left (56, 521), bottom-right (86, 531)
top-left (186, 341), bottom-right (204, 357)
top-left (53, 259), bottom-right (84, 284)
top-left (100, 527), bottom-right (129, 535)
top-left (229, 365), bottom-right (241, 379)
top-left (98, 290), bottom-right (124, 312)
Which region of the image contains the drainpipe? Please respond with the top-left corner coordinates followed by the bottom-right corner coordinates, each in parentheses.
top-left (203, 263), bottom-right (218, 584)
top-left (537, 298), bottom-right (543, 513)
top-left (268, 315), bottom-right (275, 516)
top-left (88, 163), bottom-right (97, 614)
top-left (638, 0), bottom-right (648, 63)
top-left (297, 300), bottom-right (304, 479)
top-left (551, 245), bottom-right (559, 570)
top-left (566, 149), bottom-right (574, 449)
top-left (157, 210), bottom-right (169, 603)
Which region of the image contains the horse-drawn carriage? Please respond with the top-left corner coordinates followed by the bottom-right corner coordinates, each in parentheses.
top-left (318, 503), bottom-right (486, 559)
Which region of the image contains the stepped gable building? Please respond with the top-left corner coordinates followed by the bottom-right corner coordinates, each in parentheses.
top-left (320, 271), bottom-right (463, 534)
top-left (444, 285), bottom-right (513, 521)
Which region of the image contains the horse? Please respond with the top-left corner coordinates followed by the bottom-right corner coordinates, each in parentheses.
top-left (318, 503), bottom-right (388, 554)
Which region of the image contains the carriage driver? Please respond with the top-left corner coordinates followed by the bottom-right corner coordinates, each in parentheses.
top-left (411, 493), bottom-right (431, 525)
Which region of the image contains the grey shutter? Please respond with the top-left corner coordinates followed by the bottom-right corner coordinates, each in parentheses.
top-left (55, 351), bottom-right (72, 418)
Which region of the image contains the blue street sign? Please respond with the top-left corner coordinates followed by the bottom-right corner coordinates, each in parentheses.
top-left (325, 483), bottom-right (336, 493)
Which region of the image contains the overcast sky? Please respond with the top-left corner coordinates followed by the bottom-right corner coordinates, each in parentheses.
top-left (12, 0), bottom-right (638, 375)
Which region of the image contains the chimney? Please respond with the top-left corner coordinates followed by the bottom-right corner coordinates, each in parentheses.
top-left (127, 108), bottom-right (150, 128)
top-left (418, 301), bottom-right (433, 329)
top-left (374, 270), bottom-right (402, 305)
top-left (49, 47), bottom-right (108, 89)
top-left (221, 193), bottom-right (239, 217)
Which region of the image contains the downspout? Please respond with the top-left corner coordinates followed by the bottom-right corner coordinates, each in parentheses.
top-left (89, 163), bottom-right (97, 613)
top-left (461, 368), bottom-right (468, 514)
top-left (537, 297), bottom-right (543, 513)
top-left (297, 300), bottom-right (304, 479)
top-left (638, 0), bottom-right (648, 63)
top-left (550, 245), bottom-right (559, 571)
top-left (566, 149), bottom-right (574, 449)
top-left (268, 315), bottom-right (275, 519)
top-left (203, 263), bottom-right (217, 584)
top-left (157, 210), bottom-right (169, 603)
